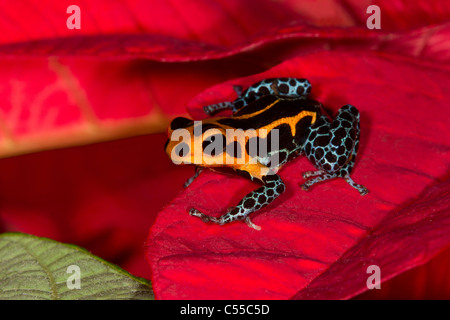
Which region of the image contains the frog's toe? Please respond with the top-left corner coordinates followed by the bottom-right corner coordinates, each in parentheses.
top-left (300, 172), bottom-right (338, 191)
top-left (301, 172), bottom-right (310, 180)
top-left (344, 176), bottom-right (369, 196)
top-left (202, 105), bottom-right (215, 115)
top-left (357, 185), bottom-right (369, 196)
top-left (302, 170), bottom-right (323, 179)
top-left (203, 101), bottom-right (234, 115)
top-left (300, 183), bottom-right (310, 191)
top-left (189, 208), bottom-right (225, 224)
top-left (189, 208), bottom-right (210, 222)
top-left (244, 217), bottom-right (261, 231)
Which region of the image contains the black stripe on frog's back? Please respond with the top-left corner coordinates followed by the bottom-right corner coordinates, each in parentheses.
top-left (244, 122), bottom-right (297, 162)
top-left (233, 95), bottom-right (279, 117)
top-left (216, 95), bottom-right (320, 131)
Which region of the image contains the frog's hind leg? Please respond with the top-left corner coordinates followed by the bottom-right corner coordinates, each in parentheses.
top-left (302, 105), bottom-right (368, 196)
top-left (301, 172), bottom-right (338, 191)
top-left (300, 169), bottom-right (339, 191)
top-left (335, 105), bottom-right (368, 195)
top-left (301, 163), bottom-right (368, 195)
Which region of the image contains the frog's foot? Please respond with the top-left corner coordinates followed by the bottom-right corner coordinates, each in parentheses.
top-left (302, 170), bottom-right (324, 180)
top-left (244, 216), bottom-right (261, 231)
top-left (189, 208), bottom-right (261, 231)
top-left (203, 101), bottom-right (235, 115)
top-left (300, 172), bottom-right (337, 191)
top-left (344, 175), bottom-right (369, 196)
top-left (300, 171), bottom-right (368, 196)
top-left (189, 208), bottom-right (224, 224)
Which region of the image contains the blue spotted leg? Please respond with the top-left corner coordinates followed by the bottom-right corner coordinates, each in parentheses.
top-left (190, 174), bottom-right (285, 230)
top-left (301, 105), bottom-right (368, 195)
top-left (184, 166), bottom-right (204, 188)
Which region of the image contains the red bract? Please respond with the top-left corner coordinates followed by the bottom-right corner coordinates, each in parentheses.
top-left (1, 0), bottom-right (449, 158)
top-left (357, 245), bottom-right (450, 299)
top-left (146, 51), bottom-right (450, 299)
top-left (0, 56), bottom-right (267, 159)
top-left (0, 134), bottom-right (195, 277)
top-left (0, 0), bottom-right (449, 298)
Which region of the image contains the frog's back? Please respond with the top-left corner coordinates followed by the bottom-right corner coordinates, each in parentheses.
top-left (198, 95), bottom-right (319, 170)
top-left (212, 95), bottom-right (320, 148)
top-left (219, 94), bottom-right (318, 124)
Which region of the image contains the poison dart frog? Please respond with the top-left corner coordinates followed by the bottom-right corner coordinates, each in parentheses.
top-left (165, 78), bottom-right (368, 230)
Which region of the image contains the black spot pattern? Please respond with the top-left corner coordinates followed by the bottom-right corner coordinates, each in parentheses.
top-left (304, 106), bottom-right (360, 175)
top-left (216, 174), bottom-right (286, 224)
top-left (301, 104), bottom-right (367, 195)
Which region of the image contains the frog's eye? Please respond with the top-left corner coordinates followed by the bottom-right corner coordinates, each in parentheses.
top-left (170, 117), bottom-right (194, 130)
top-left (175, 142), bottom-right (190, 157)
top-left (202, 134), bottom-right (226, 157)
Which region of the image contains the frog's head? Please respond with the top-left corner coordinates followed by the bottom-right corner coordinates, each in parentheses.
top-left (165, 117), bottom-right (229, 166)
top-left (165, 117), bottom-right (194, 164)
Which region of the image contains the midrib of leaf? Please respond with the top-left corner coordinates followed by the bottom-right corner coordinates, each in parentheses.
top-left (14, 239), bottom-right (59, 300)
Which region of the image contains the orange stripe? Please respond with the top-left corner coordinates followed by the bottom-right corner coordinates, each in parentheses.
top-left (232, 99), bottom-right (280, 120)
top-left (258, 110), bottom-right (317, 138)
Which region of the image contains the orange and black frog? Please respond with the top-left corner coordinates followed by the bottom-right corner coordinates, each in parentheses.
top-left (165, 78), bottom-right (368, 230)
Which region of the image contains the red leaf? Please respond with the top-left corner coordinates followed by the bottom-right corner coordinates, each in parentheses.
top-left (0, 133), bottom-right (194, 278)
top-left (1, 1), bottom-right (449, 61)
top-left (1, 0), bottom-right (449, 297)
top-left (355, 246), bottom-right (450, 299)
top-left (0, 56), bottom-right (264, 158)
top-left (1, 0), bottom-right (449, 159)
top-left (294, 179), bottom-right (450, 299)
top-left (146, 50), bottom-right (450, 299)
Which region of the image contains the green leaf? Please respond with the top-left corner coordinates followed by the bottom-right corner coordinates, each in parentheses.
top-left (0, 233), bottom-right (154, 300)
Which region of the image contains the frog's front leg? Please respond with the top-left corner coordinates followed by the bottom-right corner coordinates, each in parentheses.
top-left (203, 85), bottom-right (244, 115)
top-left (302, 105), bottom-right (368, 196)
top-left (203, 101), bottom-right (235, 115)
top-left (183, 166), bottom-right (204, 188)
top-left (189, 164), bottom-right (285, 230)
